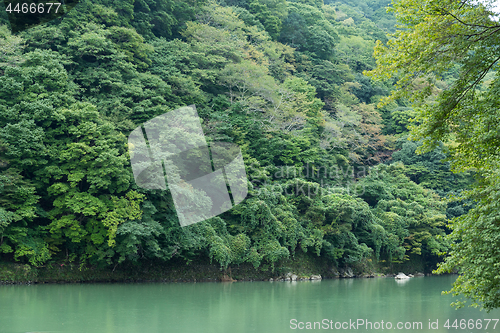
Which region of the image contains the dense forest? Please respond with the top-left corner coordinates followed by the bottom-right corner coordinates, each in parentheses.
top-left (0, 0), bottom-right (498, 310)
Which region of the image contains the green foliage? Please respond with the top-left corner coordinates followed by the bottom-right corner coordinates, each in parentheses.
top-left (436, 168), bottom-right (500, 311)
top-left (358, 163), bottom-right (448, 263)
top-left (391, 140), bottom-right (473, 193)
top-left (249, 0), bottom-right (286, 39)
top-left (279, 1), bottom-right (339, 59)
top-left (367, 0), bottom-right (500, 310)
top-left (0, 0), bottom-right (473, 290)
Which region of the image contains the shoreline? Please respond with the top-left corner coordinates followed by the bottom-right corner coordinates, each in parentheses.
top-left (0, 273), bottom-right (442, 285)
top-left (0, 254), bottom-right (439, 285)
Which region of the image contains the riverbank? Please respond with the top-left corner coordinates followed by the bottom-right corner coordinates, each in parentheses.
top-left (0, 252), bottom-right (433, 284)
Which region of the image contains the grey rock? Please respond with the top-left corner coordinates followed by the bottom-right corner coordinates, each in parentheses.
top-left (340, 267), bottom-right (354, 278)
top-left (330, 267), bottom-right (340, 278)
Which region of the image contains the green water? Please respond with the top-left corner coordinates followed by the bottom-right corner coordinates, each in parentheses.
top-left (1, 276), bottom-right (500, 333)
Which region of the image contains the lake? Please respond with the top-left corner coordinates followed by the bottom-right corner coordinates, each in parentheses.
top-left (1, 275), bottom-right (500, 332)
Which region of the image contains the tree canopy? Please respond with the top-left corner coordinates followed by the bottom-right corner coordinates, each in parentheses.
top-left (367, 0), bottom-right (500, 311)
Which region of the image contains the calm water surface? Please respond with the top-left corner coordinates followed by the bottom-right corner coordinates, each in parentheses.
top-left (1, 275), bottom-right (500, 333)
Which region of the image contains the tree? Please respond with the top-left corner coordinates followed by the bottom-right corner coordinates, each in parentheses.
top-left (248, 0), bottom-right (287, 39)
top-left (358, 163), bottom-right (449, 265)
top-left (0, 39), bottom-right (144, 265)
top-left (367, 0), bottom-right (500, 310)
top-left (278, 1), bottom-right (339, 59)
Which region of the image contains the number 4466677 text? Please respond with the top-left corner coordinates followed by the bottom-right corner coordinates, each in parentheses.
top-left (5, 3), bottom-right (61, 14)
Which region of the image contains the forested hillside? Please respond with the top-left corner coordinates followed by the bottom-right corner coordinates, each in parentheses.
top-left (0, 0), bottom-right (484, 296)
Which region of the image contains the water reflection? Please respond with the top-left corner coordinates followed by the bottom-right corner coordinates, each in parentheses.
top-left (0, 276), bottom-right (499, 333)
top-left (395, 278), bottom-right (411, 285)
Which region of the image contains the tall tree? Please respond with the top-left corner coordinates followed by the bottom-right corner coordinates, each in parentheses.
top-left (367, 0), bottom-right (500, 310)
